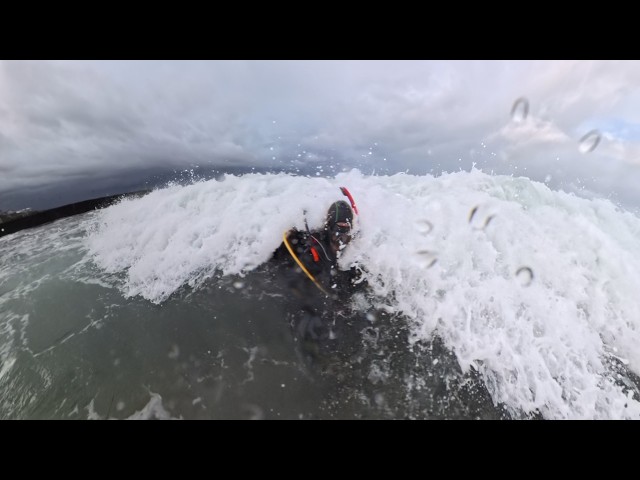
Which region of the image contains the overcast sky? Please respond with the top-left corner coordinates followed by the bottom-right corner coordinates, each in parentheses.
top-left (2, 60), bottom-right (640, 211)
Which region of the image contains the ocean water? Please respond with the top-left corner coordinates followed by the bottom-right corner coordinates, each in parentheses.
top-left (2, 168), bottom-right (640, 419)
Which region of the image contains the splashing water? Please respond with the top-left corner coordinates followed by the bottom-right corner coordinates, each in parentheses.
top-left (3, 168), bottom-right (640, 419)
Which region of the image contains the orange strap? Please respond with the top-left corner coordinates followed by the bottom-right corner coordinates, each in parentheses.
top-left (282, 231), bottom-right (329, 296)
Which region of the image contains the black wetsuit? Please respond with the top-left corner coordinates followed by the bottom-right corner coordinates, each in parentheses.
top-left (271, 227), bottom-right (366, 368)
top-left (272, 228), bottom-right (359, 301)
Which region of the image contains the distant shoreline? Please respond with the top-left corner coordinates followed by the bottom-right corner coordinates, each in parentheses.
top-left (0, 190), bottom-right (150, 239)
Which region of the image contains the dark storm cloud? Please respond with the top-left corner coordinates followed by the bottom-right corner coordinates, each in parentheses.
top-left (2, 60), bottom-right (640, 210)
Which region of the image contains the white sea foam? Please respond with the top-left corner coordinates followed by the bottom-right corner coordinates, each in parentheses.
top-left (85, 172), bottom-right (349, 302)
top-left (126, 392), bottom-right (179, 420)
top-left (83, 169), bottom-right (640, 419)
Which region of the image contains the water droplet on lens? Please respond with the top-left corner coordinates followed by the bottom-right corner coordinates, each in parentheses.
top-left (511, 97), bottom-right (529, 123)
top-left (579, 129), bottom-right (601, 153)
top-left (416, 250), bottom-right (437, 268)
top-left (516, 266), bottom-right (533, 287)
top-left (416, 219), bottom-right (434, 234)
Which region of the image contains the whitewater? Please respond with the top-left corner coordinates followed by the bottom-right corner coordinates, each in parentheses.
top-left (2, 168), bottom-right (640, 419)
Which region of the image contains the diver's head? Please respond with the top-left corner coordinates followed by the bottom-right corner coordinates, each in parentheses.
top-left (325, 200), bottom-right (353, 254)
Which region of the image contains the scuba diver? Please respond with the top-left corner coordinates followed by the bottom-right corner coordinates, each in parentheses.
top-left (271, 189), bottom-right (366, 370)
top-left (272, 198), bottom-right (357, 299)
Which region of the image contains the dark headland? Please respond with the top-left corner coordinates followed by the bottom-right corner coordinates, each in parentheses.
top-left (0, 190), bottom-right (150, 239)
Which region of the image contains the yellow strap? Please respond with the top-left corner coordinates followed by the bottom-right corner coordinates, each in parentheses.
top-left (282, 231), bottom-right (330, 296)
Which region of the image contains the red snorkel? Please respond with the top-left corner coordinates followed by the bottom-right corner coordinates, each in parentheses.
top-left (340, 187), bottom-right (358, 215)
